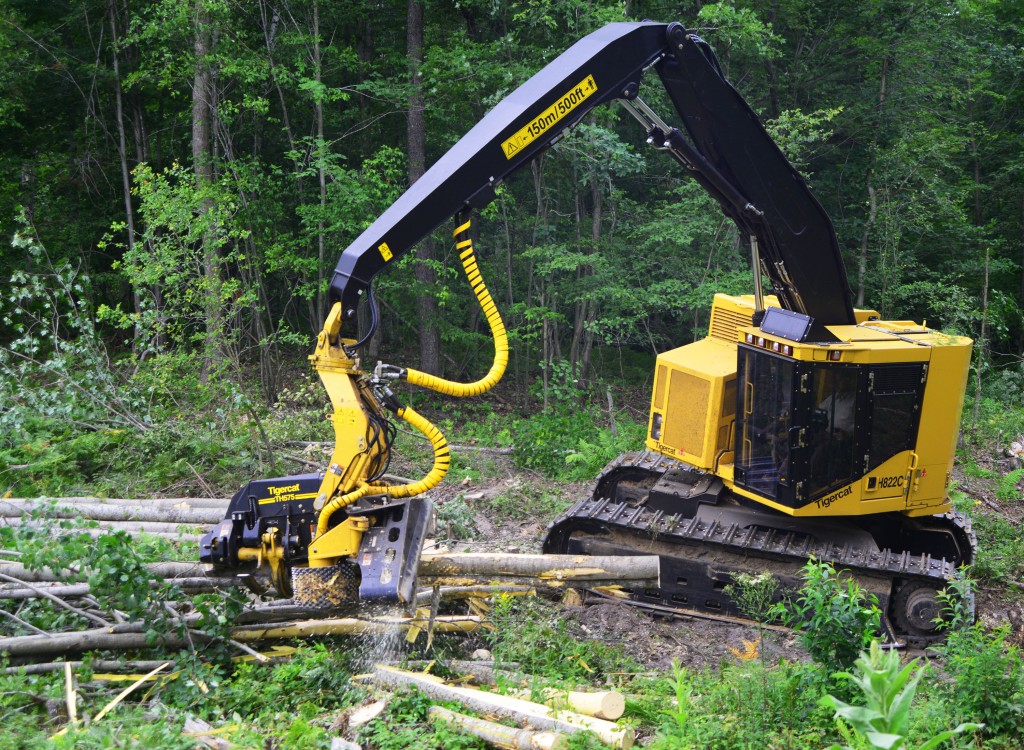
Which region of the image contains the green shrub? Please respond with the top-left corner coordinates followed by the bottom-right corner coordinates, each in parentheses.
top-left (775, 559), bottom-right (881, 672)
top-left (436, 494), bottom-right (478, 541)
top-left (995, 467), bottom-right (1023, 502)
top-left (969, 511), bottom-right (1024, 584)
top-left (935, 577), bottom-right (1024, 739)
top-left (648, 657), bottom-right (830, 749)
top-left (356, 690), bottom-right (485, 750)
top-left (512, 406), bottom-right (644, 480)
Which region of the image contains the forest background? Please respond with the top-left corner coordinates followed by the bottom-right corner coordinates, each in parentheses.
top-left (2, 2), bottom-right (1024, 747)
top-left (0, 0), bottom-right (1022, 497)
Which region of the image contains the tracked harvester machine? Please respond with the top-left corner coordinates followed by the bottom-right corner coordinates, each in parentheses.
top-left (200, 21), bottom-right (974, 644)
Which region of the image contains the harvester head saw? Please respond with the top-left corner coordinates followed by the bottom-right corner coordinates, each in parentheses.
top-left (199, 473), bottom-right (433, 610)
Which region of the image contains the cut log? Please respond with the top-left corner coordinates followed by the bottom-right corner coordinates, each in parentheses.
top-left (416, 574), bottom-right (653, 590)
top-left (413, 585), bottom-right (535, 605)
top-left (418, 553), bottom-right (659, 584)
top-left (0, 578), bottom-right (240, 602)
top-left (3, 659), bottom-right (174, 676)
top-left (509, 688), bottom-right (625, 720)
top-left (393, 660), bottom-right (522, 687)
top-left (370, 666), bottom-right (633, 749)
top-left (0, 561), bottom-right (206, 583)
top-left (428, 705), bottom-right (567, 750)
top-left (4, 517), bottom-right (206, 535)
top-left (2, 521), bottom-right (201, 544)
top-left (0, 499), bottom-right (226, 525)
top-left (4, 497), bottom-right (228, 509)
top-left (231, 615), bottom-right (483, 642)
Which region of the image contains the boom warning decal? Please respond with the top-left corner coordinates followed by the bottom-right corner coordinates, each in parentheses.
top-left (501, 75), bottom-right (598, 159)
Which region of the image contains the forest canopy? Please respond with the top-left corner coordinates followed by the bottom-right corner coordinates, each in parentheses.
top-left (0, 0), bottom-right (1021, 422)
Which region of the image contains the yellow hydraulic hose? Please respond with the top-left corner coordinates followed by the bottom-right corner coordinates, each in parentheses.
top-left (366, 404), bottom-right (450, 498)
top-left (404, 218), bottom-right (508, 397)
top-left (314, 218), bottom-right (496, 540)
top-left (315, 403), bottom-right (450, 537)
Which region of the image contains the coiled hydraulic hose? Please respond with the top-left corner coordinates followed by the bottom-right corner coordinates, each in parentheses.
top-left (316, 403), bottom-right (450, 537)
top-left (404, 218), bottom-right (508, 396)
top-left (315, 218), bottom-right (498, 539)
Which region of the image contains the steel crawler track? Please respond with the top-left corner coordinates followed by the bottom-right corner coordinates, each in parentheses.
top-left (543, 452), bottom-right (976, 648)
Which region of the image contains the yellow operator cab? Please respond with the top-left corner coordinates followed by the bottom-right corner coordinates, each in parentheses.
top-left (647, 294), bottom-right (972, 519)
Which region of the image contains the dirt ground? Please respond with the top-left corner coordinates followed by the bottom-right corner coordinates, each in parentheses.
top-left (427, 474), bottom-right (810, 672)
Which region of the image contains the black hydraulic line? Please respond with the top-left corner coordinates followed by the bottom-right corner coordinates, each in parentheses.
top-left (328, 21), bottom-right (670, 323)
top-left (328, 20), bottom-right (856, 337)
top-left (655, 28), bottom-right (856, 326)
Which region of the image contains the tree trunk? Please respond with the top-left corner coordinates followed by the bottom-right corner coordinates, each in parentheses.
top-left (313, 0), bottom-right (328, 325)
top-left (407, 0), bottom-right (441, 375)
top-left (428, 706), bottom-right (568, 750)
top-left (857, 57), bottom-right (887, 308)
top-left (972, 248), bottom-right (989, 427)
top-left (857, 181), bottom-right (877, 308)
top-left (371, 667), bottom-right (634, 749)
top-left (108, 1), bottom-right (142, 349)
top-left (192, 1), bottom-right (221, 368)
top-left (417, 552), bottom-right (660, 583)
top-left (0, 500), bottom-right (226, 525)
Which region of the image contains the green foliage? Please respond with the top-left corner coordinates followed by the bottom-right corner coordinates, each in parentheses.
top-left (215, 644), bottom-right (361, 720)
top-left (658, 659), bottom-right (694, 740)
top-left (820, 641), bottom-right (981, 750)
top-left (648, 657), bottom-right (829, 749)
top-left (775, 559), bottom-right (881, 672)
top-left (49, 706), bottom-right (195, 750)
top-left (967, 510), bottom-right (1024, 584)
top-left (724, 571), bottom-right (779, 627)
top-left (995, 467), bottom-right (1023, 502)
top-left (356, 690), bottom-right (485, 750)
top-left (436, 494), bottom-right (479, 541)
top-left (933, 575), bottom-right (1024, 739)
top-left (485, 596), bottom-right (635, 682)
top-left (512, 398), bottom-right (644, 481)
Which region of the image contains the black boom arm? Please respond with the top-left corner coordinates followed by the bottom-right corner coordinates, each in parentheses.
top-left (328, 21), bottom-right (855, 332)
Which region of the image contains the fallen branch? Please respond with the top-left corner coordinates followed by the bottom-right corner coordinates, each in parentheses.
top-left (413, 585), bottom-right (535, 606)
top-left (0, 572), bottom-right (111, 628)
top-left (3, 497), bottom-right (227, 509)
top-left (0, 615), bottom-right (485, 659)
top-left (0, 560), bottom-right (207, 584)
top-left (231, 614), bottom-right (483, 643)
top-left (397, 660), bottom-right (523, 687)
top-left (448, 444), bottom-right (514, 455)
top-left (4, 517), bottom-right (206, 536)
top-left (3, 659), bottom-right (174, 676)
top-left (92, 662), bottom-right (170, 723)
top-left (0, 607), bottom-right (53, 638)
top-left (3, 521), bottom-right (202, 544)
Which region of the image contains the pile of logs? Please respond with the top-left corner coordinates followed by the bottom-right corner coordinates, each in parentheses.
top-left (1, 496), bottom-right (658, 747)
top-left (0, 496), bottom-right (221, 543)
top-left (365, 665), bottom-right (635, 749)
top-left (0, 497), bottom-right (658, 661)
